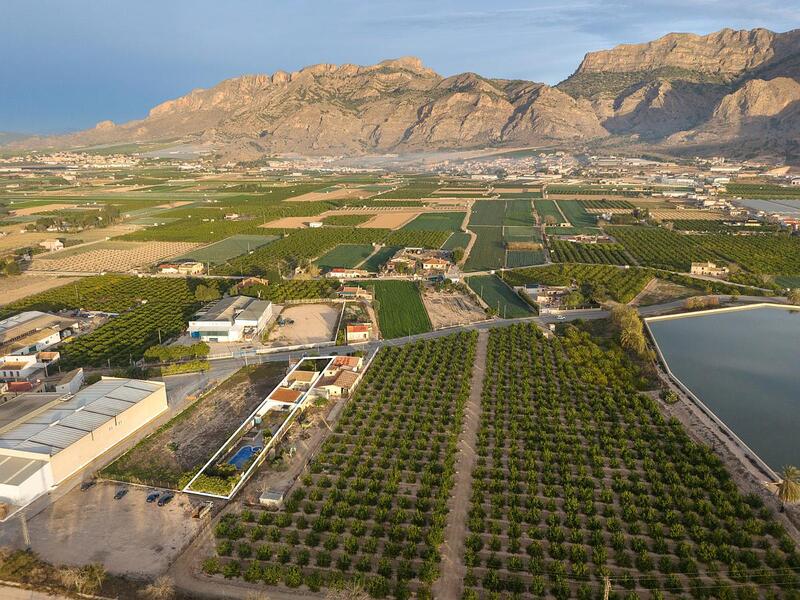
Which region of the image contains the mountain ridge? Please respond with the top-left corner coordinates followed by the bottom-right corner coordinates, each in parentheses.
top-left (11, 28), bottom-right (800, 161)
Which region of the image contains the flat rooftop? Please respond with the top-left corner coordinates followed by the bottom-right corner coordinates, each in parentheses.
top-left (0, 379), bottom-right (163, 457)
top-left (0, 311), bottom-right (74, 346)
top-left (0, 454), bottom-right (49, 486)
top-left (0, 393), bottom-right (63, 430)
top-left (192, 296), bottom-right (270, 324)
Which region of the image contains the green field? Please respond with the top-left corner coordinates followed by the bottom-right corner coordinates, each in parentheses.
top-left (533, 198), bottom-right (563, 224)
top-left (368, 281), bottom-right (432, 338)
top-left (468, 200), bottom-right (505, 227)
top-left (402, 212), bottom-right (465, 231)
top-left (176, 234), bottom-right (279, 264)
top-left (321, 214), bottom-right (371, 227)
top-left (503, 199), bottom-right (535, 226)
top-left (313, 244), bottom-right (375, 269)
top-left (441, 231), bottom-right (471, 251)
top-left (557, 199), bottom-right (600, 228)
top-left (466, 275), bottom-right (534, 318)
top-left (464, 226), bottom-right (504, 271)
top-left (361, 245), bottom-right (400, 272)
top-left (503, 225), bottom-right (542, 243)
top-left (506, 249), bottom-right (545, 267)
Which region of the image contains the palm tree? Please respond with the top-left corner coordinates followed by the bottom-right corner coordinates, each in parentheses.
top-left (767, 465), bottom-right (800, 512)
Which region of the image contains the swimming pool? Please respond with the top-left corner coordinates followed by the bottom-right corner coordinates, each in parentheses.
top-left (228, 445), bottom-right (263, 470)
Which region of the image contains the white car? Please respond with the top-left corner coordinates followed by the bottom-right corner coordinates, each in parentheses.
top-left (555, 315), bottom-right (567, 321)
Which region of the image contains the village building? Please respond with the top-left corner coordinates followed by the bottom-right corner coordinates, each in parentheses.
top-left (345, 323), bottom-right (372, 344)
top-left (690, 261), bottom-right (730, 278)
top-left (188, 296), bottom-right (273, 342)
top-left (157, 261), bottom-right (205, 275)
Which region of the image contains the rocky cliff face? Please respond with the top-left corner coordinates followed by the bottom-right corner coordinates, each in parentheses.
top-left (14, 28), bottom-right (800, 161)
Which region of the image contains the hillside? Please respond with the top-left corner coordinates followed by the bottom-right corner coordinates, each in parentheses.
top-left (11, 28), bottom-right (800, 161)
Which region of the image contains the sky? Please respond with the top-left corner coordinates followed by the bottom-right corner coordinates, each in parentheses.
top-left (2, 0), bottom-right (799, 134)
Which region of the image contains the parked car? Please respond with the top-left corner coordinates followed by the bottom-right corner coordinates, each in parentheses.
top-left (80, 480), bottom-right (96, 492)
top-left (157, 493), bottom-right (174, 507)
top-left (146, 491), bottom-right (161, 503)
top-left (113, 489), bottom-right (128, 500)
top-left (556, 315), bottom-right (567, 321)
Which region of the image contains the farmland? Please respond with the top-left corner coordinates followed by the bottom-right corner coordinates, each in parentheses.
top-left (557, 201), bottom-right (601, 229)
top-left (30, 241), bottom-right (198, 273)
top-left (205, 333), bottom-right (477, 597)
top-left (534, 199), bottom-right (564, 224)
top-left (464, 227), bottom-right (505, 271)
top-left (466, 275), bottom-right (534, 318)
top-left (463, 323), bottom-right (799, 599)
top-left (175, 234), bottom-right (279, 264)
top-left (368, 281), bottom-right (432, 338)
top-left (442, 232), bottom-right (472, 252)
top-left (502, 265), bottom-right (654, 304)
top-left (402, 212), bottom-right (465, 231)
top-left (238, 279), bottom-right (340, 303)
top-left (314, 244), bottom-right (376, 269)
top-left (321, 214), bottom-right (372, 226)
top-left (549, 241), bottom-right (632, 266)
top-left (362, 246), bottom-right (401, 272)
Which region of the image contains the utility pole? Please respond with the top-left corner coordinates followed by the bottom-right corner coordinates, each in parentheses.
top-left (19, 512), bottom-right (30, 549)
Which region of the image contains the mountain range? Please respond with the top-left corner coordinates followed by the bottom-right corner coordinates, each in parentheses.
top-left (11, 28), bottom-right (800, 161)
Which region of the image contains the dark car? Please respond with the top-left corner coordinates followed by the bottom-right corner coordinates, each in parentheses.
top-left (113, 489), bottom-right (128, 500)
top-left (80, 480), bottom-right (96, 491)
top-left (157, 493), bottom-right (174, 507)
top-left (146, 491), bottom-right (161, 503)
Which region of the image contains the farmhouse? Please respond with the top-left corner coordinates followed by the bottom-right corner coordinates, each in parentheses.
top-left (325, 267), bottom-right (370, 279)
top-left (38, 239), bottom-right (63, 252)
top-left (345, 323), bottom-right (372, 344)
top-left (0, 378), bottom-right (167, 510)
top-left (0, 352), bottom-right (59, 382)
top-left (338, 285), bottom-right (372, 301)
top-left (188, 296), bottom-right (273, 342)
top-left (0, 311), bottom-right (78, 357)
top-left (158, 260), bottom-right (205, 275)
top-left (690, 261), bottom-right (730, 278)
top-left (384, 248), bottom-right (453, 276)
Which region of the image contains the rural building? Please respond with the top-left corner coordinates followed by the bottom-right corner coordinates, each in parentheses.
top-left (338, 286), bottom-right (372, 301)
top-left (690, 261), bottom-right (730, 277)
top-left (325, 267), bottom-right (370, 279)
top-left (0, 352), bottom-right (59, 382)
top-left (345, 323), bottom-right (372, 344)
top-left (38, 239), bottom-right (63, 252)
top-left (54, 368), bottom-right (84, 395)
top-left (158, 261), bottom-right (205, 275)
top-left (188, 296), bottom-right (273, 342)
top-left (0, 378), bottom-right (167, 510)
top-left (0, 311), bottom-right (78, 356)
top-left (384, 248), bottom-right (453, 276)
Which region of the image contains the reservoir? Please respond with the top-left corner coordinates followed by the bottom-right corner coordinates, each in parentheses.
top-left (647, 305), bottom-right (800, 473)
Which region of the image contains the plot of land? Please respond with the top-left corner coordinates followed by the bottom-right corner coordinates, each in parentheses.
top-left (649, 209), bottom-right (728, 220)
top-left (30, 240), bottom-right (198, 272)
top-left (155, 200), bottom-right (193, 209)
top-left (442, 231), bottom-right (472, 251)
top-left (267, 303), bottom-right (339, 346)
top-left (101, 363), bottom-right (287, 488)
top-left (368, 280), bottom-right (432, 338)
top-left (175, 234), bottom-right (278, 264)
top-left (464, 226), bottom-right (504, 271)
top-left (358, 210), bottom-right (421, 229)
top-left (286, 185), bottom-right (375, 202)
top-left (361, 245), bottom-right (400, 272)
top-left (313, 244), bottom-right (375, 269)
top-left (9, 202), bottom-right (78, 216)
top-left (261, 216), bottom-right (317, 228)
top-left (423, 288), bottom-right (486, 328)
top-left (0, 274), bottom-right (80, 306)
top-left (402, 211), bottom-right (466, 231)
top-left (467, 274), bottom-right (534, 318)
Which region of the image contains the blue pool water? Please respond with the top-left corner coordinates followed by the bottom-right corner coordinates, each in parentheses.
top-left (228, 445), bottom-right (262, 470)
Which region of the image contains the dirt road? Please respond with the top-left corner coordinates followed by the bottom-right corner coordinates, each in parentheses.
top-left (432, 330), bottom-right (488, 600)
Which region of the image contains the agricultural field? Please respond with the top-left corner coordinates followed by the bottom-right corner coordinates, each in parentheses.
top-left (402, 212), bottom-right (465, 231)
top-left (362, 246), bottom-right (401, 273)
top-left (469, 201), bottom-right (506, 227)
top-left (30, 241), bottom-right (198, 273)
top-left (503, 200), bottom-right (535, 227)
top-left (379, 180), bottom-right (442, 199)
top-left (368, 281), bottom-right (432, 339)
top-left (726, 183), bottom-right (800, 199)
top-left (502, 265), bottom-right (654, 304)
top-left (506, 250), bottom-right (545, 268)
top-left (534, 199), bottom-right (565, 225)
top-left (557, 201), bottom-right (600, 229)
top-left (101, 363), bottom-right (287, 489)
top-left (175, 234), bottom-right (279, 264)
top-left (238, 279), bottom-right (341, 303)
top-left (204, 333), bottom-right (478, 597)
top-left (314, 244), bottom-right (376, 270)
top-left (463, 323), bottom-right (799, 599)
top-left (466, 275), bottom-right (534, 319)
top-left (442, 232), bottom-right (472, 252)
top-left (464, 227), bottom-right (505, 272)
top-left (612, 227), bottom-right (800, 275)
top-left (579, 200), bottom-right (635, 210)
top-left (322, 214), bottom-right (372, 227)
top-left (548, 241), bottom-right (632, 266)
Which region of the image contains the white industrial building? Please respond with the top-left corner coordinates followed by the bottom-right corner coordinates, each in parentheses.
top-left (0, 378), bottom-right (167, 511)
top-left (0, 311), bottom-right (77, 356)
top-left (188, 296), bottom-right (273, 342)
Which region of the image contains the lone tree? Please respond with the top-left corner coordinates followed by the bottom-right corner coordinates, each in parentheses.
top-left (768, 465), bottom-right (800, 512)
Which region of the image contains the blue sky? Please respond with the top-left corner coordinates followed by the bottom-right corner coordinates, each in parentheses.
top-left (2, 0), bottom-right (798, 133)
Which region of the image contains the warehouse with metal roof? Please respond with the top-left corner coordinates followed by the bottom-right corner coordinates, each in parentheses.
top-left (0, 377), bottom-right (167, 508)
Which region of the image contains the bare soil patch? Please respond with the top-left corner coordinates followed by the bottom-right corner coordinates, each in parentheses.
top-left (358, 211), bottom-right (421, 229)
top-left (10, 203), bottom-right (77, 216)
top-left (423, 288), bottom-right (486, 328)
top-left (287, 186), bottom-right (376, 202)
top-left (260, 216), bottom-right (313, 229)
top-left (156, 200), bottom-right (193, 209)
top-left (649, 209), bottom-right (727, 220)
top-left (267, 303), bottom-right (340, 346)
top-left (632, 278), bottom-right (697, 306)
top-left (30, 240), bottom-right (197, 272)
top-left (0, 274), bottom-right (79, 306)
